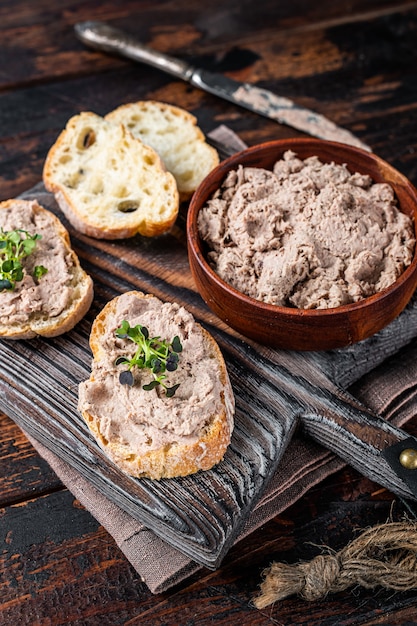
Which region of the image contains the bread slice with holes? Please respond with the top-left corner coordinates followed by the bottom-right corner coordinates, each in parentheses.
top-left (105, 101), bottom-right (219, 201)
top-left (0, 198), bottom-right (93, 339)
top-left (43, 112), bottom-right (179, 239)
top-left (78, 290), bottom-right (235, 479)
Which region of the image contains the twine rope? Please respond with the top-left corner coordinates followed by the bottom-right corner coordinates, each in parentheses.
top-left (254, 521), bottom-right (417, 609)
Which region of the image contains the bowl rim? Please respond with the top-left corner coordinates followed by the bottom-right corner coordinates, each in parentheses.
top-left (187, 137), bottom-right (417, 320)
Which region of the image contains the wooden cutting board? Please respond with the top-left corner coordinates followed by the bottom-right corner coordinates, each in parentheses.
top-left (1, 180), bottom-right (417, 569)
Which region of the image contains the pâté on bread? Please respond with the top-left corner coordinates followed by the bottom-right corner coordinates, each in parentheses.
top-left (0, 199), bottom-right (93, 339)
top-left (78, 291), bottom-right (235, 480)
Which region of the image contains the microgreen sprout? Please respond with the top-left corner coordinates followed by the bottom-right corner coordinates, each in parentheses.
top-left (115, 320), bottom-right (183, 397)
top-left (0, 228), bottom-right (48, 291)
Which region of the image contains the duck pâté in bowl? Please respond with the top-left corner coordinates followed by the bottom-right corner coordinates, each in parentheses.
top-left (187, 138), bottom-right (417, 351)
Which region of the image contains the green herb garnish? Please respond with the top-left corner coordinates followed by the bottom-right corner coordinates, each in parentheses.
top-left (115, 320), bottom-right (183, 397)
top-left (0, 228), bottom-right (48, 290)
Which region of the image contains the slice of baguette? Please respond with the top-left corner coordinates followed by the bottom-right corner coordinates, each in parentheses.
top-left (0, 199), bottom-right (93, 339)
top-left (43, 112), bottom-right (179, 239)
top-left (105, 101), bottom-right (219, 201)
top-left (78, 291), bottom-right (235, 479)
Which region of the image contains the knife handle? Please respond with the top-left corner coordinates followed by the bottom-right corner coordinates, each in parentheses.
top-left (75, 21), bottom-right (194, 81)
top-left (300, 394), bottom-right (417, 501)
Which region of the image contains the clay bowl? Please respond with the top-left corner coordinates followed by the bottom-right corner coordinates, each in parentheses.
top-left (187, 138), bottom-right (417, 351)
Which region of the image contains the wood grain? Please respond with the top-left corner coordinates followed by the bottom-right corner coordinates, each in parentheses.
top-left (0, 412), bottom-right (62, 504)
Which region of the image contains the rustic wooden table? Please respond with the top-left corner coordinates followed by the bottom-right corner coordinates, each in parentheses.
top-left (2, 1), bottom-right (417, 624)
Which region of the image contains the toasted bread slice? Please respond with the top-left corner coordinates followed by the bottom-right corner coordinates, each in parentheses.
top-left (0, 199), bottom-right (93, 339)
top-left (78, 291), bottom-right (235, 479)
top-left (106, 101), bottom-right (219, 200)
top-left (43, 112), bottom-right (179, 239)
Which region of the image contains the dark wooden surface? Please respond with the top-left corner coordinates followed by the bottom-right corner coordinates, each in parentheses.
top-left (2, 1), bottom-right (417, 623)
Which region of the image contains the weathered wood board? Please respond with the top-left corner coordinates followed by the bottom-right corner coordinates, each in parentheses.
top-left (1, 178), bottom-right (417, 568)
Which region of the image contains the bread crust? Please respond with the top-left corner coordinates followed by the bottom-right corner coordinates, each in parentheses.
top-left (105, 100), bottom-right (219, 201)
top-left (79, 291), bottom-right (235, 479)
top-left (0, 199), bottom-right (93, 339)
top-left (43, 112), bottom-right (179, 239)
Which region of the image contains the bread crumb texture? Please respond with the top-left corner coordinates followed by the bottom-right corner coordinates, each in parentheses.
top-left (78, 291), bottom-right (235, 479)
top-left (106, 100), bottom-right (219, 200)
top-left (43, 112), bottom-right (179, 239)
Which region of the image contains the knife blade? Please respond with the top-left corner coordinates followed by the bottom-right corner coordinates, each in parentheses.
top-left (74, 21), bottom-right (371, 151)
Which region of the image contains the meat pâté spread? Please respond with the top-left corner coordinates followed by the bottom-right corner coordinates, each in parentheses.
top-left (197, 151), bottom-right (416, 309)
top-left (78, 292), bottom-right (229, 456)
top-left (0, 199), bottom-right (76, 325)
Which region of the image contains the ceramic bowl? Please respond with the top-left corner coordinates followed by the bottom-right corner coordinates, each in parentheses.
top-left (186, 138), bottom-right (417, 350)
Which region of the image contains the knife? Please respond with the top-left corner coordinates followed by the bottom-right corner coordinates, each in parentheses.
top-left (74, 21), bottom-right (371, 152)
